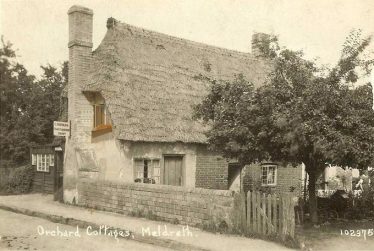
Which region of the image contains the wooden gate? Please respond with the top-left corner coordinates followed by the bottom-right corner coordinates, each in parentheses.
top-left (247, 191), bottom-right (295, 239)
top-left (234, 191), bottom-right (296, 241)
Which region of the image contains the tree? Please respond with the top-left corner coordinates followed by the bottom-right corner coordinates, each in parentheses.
top-left (0, 37), bottom-right (67, 166)
top-left (194, 30), bottom-right (374, 223)
top-left (0, 38), bottom-right (36, 164)
top-left (31, 63), bottom-right (68, 144)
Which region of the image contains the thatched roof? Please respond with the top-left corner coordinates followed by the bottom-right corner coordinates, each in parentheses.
top-left (83, 20), bottom-right (272, 143)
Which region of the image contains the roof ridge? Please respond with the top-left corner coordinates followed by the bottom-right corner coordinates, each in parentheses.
top-left (114, 21), bottom-right (255, 60)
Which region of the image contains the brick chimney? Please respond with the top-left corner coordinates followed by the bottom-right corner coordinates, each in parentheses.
top-left (67, 5), bottom-right (93, 143)
top-left (251, 32), bottom-right (270, 58)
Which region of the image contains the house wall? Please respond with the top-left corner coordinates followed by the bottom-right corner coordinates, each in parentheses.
top-left (78, 180), bottom-right (235, 229)
top-left (242, 163), bottom-right (304, 197)
top-left (195, 146), bottom-right (229, 190)
top-left (121, 141), bottom-right (198, 187)
top-left (77, 137), bottom-right (200, 187)
top-left (320, 166), bottom-right (353, 191)
top-left (64, 130), bottom-right (234, 203)
top-left (30, 147), bottom-right (55, 193)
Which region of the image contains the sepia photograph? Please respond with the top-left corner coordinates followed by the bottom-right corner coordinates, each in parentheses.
top-left (0, 0), bottom-right (373, 250)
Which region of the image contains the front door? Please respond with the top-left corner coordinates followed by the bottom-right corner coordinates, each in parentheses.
top-left (163, 156), bottom-right (183, 186)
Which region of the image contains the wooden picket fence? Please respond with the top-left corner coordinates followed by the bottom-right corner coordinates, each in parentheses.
top-left (234, 191), bottom-right (296, 241)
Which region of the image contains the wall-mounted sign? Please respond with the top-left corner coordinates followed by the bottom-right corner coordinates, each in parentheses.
top-left (53, 121), bottom-right (70, 137)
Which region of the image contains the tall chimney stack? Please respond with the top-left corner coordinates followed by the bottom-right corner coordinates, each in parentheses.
top-left (67, 5), bottom-right (93, 143)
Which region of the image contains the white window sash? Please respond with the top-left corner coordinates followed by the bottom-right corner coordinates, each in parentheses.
top-left (261, 165), bottom-right (277, 186)
top-left (31, 154), bottom-right (36, 165)
top-left (49, 154), bottom-right (54, 166)
top-left (36, 154), bottom-right (50, 172)
top-left (134, 159), bottom-right (161, 183)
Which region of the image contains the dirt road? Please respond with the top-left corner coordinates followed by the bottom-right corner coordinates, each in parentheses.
top-left (0, 209), bottom-right (172, 251)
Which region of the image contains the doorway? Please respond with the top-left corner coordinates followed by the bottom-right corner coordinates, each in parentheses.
top-left (54, 149), bottom-right (64, 202)
top-left (163, 156), bottom-right (183, 186)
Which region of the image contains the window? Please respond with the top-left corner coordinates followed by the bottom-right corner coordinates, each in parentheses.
top-left (93, 104), bottom-right (106, 127)
top-left (152, 160), bottom-right (161, 184)
top-left (36, 154), bottom-right (54, 172)
top-left (50, 154), bottom-right (54, 166)
top-left (32, 154), bottom-right (36, 165)
top-left (133, 159), bottom-right (161, 184)
top-left (261, 164), bottom-right (277, 186)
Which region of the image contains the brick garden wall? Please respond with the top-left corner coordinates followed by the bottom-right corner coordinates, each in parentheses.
top-left (78, 180), bottom-right (235, 229)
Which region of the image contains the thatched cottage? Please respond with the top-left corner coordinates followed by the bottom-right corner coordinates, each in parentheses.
top-left (63, 5), bottom-right (273, 203)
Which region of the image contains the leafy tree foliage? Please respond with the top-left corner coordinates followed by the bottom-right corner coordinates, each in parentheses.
top-left (0, 38), bottom-right (67, 166)
top-left (194, 30), bottom-right (374, 223)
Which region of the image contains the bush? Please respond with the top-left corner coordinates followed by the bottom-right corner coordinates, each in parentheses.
top-left (1, 165), bottom-right (34, 194)
top-left (344, 189), bottom-right (374, 220)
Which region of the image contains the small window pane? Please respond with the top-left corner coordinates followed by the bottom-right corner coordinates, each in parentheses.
top-left (31, 154), bottom-right (36, 165)
top-left (94, 105), bottom-right (106, 127)
top-left (50, 154), bottom-right (54, 166)
top-left (261, 165), bottom-right (277, 186)
top-left (37, 154), bottom-right (41, 171)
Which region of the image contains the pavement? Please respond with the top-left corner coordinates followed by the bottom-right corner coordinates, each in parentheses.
top-left (0, 193), bottom-right (293, 251)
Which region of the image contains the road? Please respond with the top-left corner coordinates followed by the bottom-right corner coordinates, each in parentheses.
top-left (0, 209), bottom-right (171, 251)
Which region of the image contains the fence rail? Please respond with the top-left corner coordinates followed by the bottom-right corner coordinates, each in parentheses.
top-left (234, 191), bottom-right (296, 241)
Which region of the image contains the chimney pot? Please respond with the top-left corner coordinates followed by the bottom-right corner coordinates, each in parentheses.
top-left (107, 17), bottom-right (118, 29)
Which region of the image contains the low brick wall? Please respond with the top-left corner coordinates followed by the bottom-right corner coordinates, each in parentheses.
top-left (78, 180), bottom-right (236, 229)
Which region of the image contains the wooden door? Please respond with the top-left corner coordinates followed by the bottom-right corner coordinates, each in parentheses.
top-left (54, 151), bottom-right (64, 202)
top-left (164, 156), bottom-right (183, 186)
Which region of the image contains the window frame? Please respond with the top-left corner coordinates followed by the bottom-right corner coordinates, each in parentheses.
top-left (93, 104), bottom-right (107, 128)
top-left (261, 164), bottom-right (277, 186)
top-left (31, 154), bottom-right (36, 165)
top-left (36, 154), bottom-right (53, 173)
top-left (133, 158), bottom-right (161, 184)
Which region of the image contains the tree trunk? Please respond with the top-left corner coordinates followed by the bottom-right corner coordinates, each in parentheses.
top-left (308, 167), bottom-right (318, 224)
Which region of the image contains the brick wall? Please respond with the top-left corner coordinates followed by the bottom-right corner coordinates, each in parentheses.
top-left (195, 154), bottom-right (229, 190)
top-left (64, 6), bottom-right (97, 203)
top-left (243, 163), bottom-right (304, 197)
top-left (78, 180), bottom-right (235, 229)
top-left (68, 6), bottom-right (94, 144)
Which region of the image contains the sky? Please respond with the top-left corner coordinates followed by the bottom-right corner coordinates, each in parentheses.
top-left (0, 0), bottom-right (373, 78)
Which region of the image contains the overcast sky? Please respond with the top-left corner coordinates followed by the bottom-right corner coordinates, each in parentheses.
top-left (1, 0), bottom-right (373, 78)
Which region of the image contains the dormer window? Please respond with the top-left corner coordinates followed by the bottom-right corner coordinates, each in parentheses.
top-left (89, 92), bottom-right (112, 136)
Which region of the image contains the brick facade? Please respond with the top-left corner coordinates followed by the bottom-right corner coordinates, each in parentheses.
top-left (195, 146), bottom-right (229, 190)
top-left (68, 6), bottom-right (94, 144)
top-left (78, 180), bottom-right (235, 229)
top-left (195, 155), bottom-right (229, 190)
top-left (64, 6), bottom-right (97, 202)
top-left (242, 163), bottom-right (305, 197)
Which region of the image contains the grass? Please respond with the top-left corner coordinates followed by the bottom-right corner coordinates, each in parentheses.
top-left (298, 218), bottom-right (374, 250)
